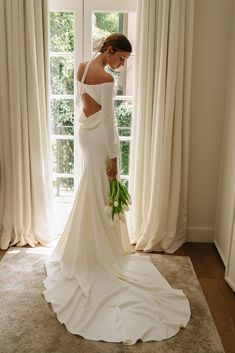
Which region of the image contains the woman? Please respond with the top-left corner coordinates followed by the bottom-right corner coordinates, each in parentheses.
top-left (43, 33), bottom-right (190, 345)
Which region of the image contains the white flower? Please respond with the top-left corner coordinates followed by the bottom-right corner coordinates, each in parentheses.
top-left (105, 168), bottom-right (132, 224)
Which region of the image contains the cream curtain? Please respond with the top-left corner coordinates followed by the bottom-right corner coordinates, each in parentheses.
top-left (0, 0), bottom-right (54, 250)
top-left (127, 0), bottom-right (194, 253)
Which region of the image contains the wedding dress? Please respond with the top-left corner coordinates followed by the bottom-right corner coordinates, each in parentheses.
top-left (43, 58), bottom-right (191, 345)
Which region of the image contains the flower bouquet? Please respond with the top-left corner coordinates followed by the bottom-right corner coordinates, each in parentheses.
top-left (104, 164), bottom-right (132, 225)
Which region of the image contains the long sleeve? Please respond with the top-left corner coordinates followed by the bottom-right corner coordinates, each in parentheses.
top-left (101, 83), bottom-right (118, 159)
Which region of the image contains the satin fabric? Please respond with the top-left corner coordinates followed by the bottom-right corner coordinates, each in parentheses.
top-left (43, 62), bottom-right (191, 345)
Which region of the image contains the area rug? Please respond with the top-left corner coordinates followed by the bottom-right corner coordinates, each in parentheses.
top-left (0, 246), bottom-right (225, 353)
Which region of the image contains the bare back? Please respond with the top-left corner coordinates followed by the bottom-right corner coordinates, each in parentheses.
top-left (77, 60), bottom-right (113, 118)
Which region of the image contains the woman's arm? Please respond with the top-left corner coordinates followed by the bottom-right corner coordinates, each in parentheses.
top-left (101, 82), bottom-right (118, 178)
top-left (101, 83), bottom-right (118, 160)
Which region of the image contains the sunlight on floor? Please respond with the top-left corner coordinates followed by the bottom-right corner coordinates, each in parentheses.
top-left (53, 196), bottom-right (74, 235)
top-left (6, 249), bottom-right (21, 255)
top-left (25, 247), bottom-right (53, 255)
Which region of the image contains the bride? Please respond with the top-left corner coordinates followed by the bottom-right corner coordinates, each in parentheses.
top-left (43, 33), bottom-right (191, 345)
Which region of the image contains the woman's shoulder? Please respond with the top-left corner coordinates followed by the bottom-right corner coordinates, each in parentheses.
top-left (99, 72), bottom-right (114, 83)
top-left (77, 61), bottom-right (114, 84)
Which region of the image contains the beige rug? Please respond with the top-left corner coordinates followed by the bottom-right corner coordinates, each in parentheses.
top-left (0, 246), bottom-right (225, 353)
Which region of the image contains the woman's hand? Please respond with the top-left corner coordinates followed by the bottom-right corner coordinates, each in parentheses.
top-left (107, 158), bottom-right (117, 179)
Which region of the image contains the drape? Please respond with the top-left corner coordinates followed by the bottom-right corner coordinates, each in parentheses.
top-left (0, 0), bottom-right (54, 250)
top-left (127, 0), bottom-right (194, 253)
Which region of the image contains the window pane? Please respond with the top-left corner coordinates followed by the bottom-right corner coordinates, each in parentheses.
top-left (115, 100), bottom-right (133, 136)
top-left (120, 141), bottom-right (130, 175)
top-left (51, 99), bottom-right (74, 135)
top-left (53, 177), bottom-right (74, 197)
top-left (50, 12), bottom-right (74, 52)
top-left (52, 139), bottom-right (74, 174)
top-left (50, 56), bottom-right (74, 95)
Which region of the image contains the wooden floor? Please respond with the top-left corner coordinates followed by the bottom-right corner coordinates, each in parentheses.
top-left (174, 242), bottom-right (235, 353)
top-left (0, 242), bottom-right (235, 353)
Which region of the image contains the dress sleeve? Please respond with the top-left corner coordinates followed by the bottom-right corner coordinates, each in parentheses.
top-left (101, 83), bottom-right (118, 159)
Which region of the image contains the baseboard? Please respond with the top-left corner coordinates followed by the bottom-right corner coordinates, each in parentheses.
top-left (187, 227), bottom-right (214, 242)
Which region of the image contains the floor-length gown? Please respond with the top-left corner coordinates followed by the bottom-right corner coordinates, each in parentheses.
top-left (43, 58), bottom-right (191, 345)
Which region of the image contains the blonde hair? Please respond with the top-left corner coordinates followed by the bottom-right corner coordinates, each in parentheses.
top-left (99, 33), bottom-right (132, 54)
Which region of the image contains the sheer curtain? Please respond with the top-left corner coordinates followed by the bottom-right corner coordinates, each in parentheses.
top-left (0, 0), bottom-right (54, 250)
top-left (127, 0), bottom-right (194, 253)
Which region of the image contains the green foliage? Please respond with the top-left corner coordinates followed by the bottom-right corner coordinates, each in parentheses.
top-left (50, 12), bottom-right (74, 52)
top-left (52, 140), bottom-right (74, 195)
top-left (115, 102), bottom-right (132, 176)
top-left (115, 101), bottom-right (132, 136)
top-left (51, 99), bottom-right (74, 135)
top-left (120, 141), bottom-right (130, 175)
top-left (95, 13), bottom-right (120, 33)
top-left (50, 56), bottom-right (74, 95)
top-left (52, 140), bottom-right (74, 174)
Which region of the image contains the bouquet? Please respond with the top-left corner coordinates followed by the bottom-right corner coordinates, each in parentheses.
top-left (104, 163), bottom-right (132, 225)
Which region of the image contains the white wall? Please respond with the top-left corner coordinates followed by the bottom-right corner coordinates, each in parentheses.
top-left (214, 2), bottom-right (235, 266)
top-left (187, 0), bottom-right (234, 242)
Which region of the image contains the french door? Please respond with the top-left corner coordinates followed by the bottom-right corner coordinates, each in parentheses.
top-left (49, 0), bottom-right (137, 202)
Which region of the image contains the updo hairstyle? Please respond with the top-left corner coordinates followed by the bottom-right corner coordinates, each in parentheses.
top-left (99, 33), bottom-right (132, 54)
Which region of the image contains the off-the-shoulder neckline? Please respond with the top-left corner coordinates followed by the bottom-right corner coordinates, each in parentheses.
top-left (77, 80), bottom-right (114, 86)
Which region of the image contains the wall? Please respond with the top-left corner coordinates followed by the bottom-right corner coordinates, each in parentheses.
top-left (187, 0), bottom-right (234, 242)
top-left (214, 2), bottom-right (235, 265)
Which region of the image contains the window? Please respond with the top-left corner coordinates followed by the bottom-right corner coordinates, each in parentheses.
top-left (49, 0), bottom-right (136, 232)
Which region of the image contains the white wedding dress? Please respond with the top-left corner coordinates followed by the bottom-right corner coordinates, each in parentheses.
top-left (43, 58), bottom-right (191, 345)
